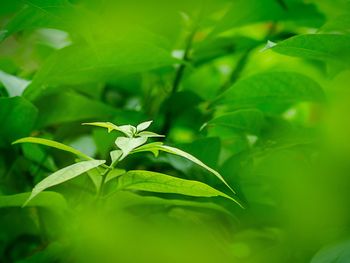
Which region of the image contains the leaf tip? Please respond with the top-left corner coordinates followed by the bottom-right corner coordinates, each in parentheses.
top-left (11, 137), bottom-right (28, 145)
top-left (260, 40), bottom-right (277, 52)
top-left (11, 140), bottom-right (20, 145)
top-left (136, 120), bottom-right (153, 132)
top-left (22, 196), bottom-right (32, 208)
top-left (199, 123), bottom-right (208, 131)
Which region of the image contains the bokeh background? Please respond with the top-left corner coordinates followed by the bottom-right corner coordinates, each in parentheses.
top-left (1, 0), bottom-right (350, 262)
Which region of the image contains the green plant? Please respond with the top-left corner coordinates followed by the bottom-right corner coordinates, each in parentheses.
top-left (1, 0), bottom-right (349, 262)
top-left (13, 120), bottom-right (241, 207)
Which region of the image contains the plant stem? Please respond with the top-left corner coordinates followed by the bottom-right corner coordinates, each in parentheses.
top-left (161, 28), bottom-right (196, 136)
top-left (208, 23), bottom-right (278, 109)
top-left (217, 47), bottom-right (254, 95)
top-left (97, 159), bottom-right (119, 198)
top-left (171, 30), bottom-right (195, 95)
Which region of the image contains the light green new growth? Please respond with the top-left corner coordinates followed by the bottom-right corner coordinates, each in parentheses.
top-left (13, 120), bottom-right (241, 207)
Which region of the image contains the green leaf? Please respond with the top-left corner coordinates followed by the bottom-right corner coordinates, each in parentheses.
top-left (261, 40), bottom-right (277, 52)
top-left (118, 125), bottom-right (137, 137)
top-left (0, 192), bottom-right (67, 211)
top-left (83, 122), bottom-right (134, 137)
top-left (216, 72), bottom-right (325, 110)
top-left (110, 150), bottom-right (122, 163)
top-left (21, 143), bottom-right (57, 172)
top-left (88, 166), bottom-right (125, 193)
top-left (106, 168), bottom-right (126, 183)
top-left (115, 136), bottom-right (148, 160)
top-left (24, 159), bottom-right (105, 206)
top-left (106, 191), bottom-right (233, 217)
top-left (205, 109), bottom-right (264, 134)
top-left (159, 145), bottom-right (235, 193)
top-left (13, 137), bottom-right (93, 161)
top-left (24, 40), bottom-right (177, 100)
top-left (0, 70), bottom-right (31, 97)
top-left (131, 142), bottom-right (164, 157)
top-left (83, 122), bottom-right (119, 133)
top-left (167, 138), bottom-right (221, 171)
top-left (0, 97), bottom-right (38, 148)
top-left (137, 131), bottom-right (165, 138)
top-left (271, 34), bottom-right (350, 68)
top-left (86, 166), bottom-right (105, 193)
top-left (34, 92), bottom-right (118, 127)
top-left (136, 120), bottom-right (153, 132)
top-left (0, 0), bottom-right (75, 42)
top-left (210, 0), bottom-right (324, 37)
top-left (131, 143), bottom-right (235, 193)
top-left (117, 170), bottom-right (242, 207)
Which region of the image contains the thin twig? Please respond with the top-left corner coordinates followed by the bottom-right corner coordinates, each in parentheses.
top-left (161, 28), bottom-right (197, 135)
top-left (97, 158), bottom-right (119, 198)
top-left (171, 30), bottom-right (196, 94)
top-left (209, 23), bottom-right (278, 107)
top-left (217, 47), bottom-right (254, 95)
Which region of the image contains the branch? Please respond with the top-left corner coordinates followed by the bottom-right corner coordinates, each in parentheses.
top-left (161, 28), bottom-right (196, 135)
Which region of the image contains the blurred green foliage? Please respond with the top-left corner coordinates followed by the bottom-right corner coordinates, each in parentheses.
top-left (0, 0), bottom-right (350, 262)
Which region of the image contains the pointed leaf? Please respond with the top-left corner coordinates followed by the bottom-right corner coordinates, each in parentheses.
top-left (13, 137), bottom-right (93, 161)
top-left (24, 159), bottom-right (105, 206)
top-left (157, 145), bottom-right (235, 194)
top-left (106, 168), bottom-right (126, 183)
top-left (118, 125), bottom-right (136, 137)
top-left (117, 170), bottom-right (242, 207)
top-left (131, 142), bottom-right (164, 157)
top-left (131, 143), bottom-right (235, 193)
top-left (83, 122), bottom-right (120, 133)
top-left (136, 120), bottom-right (153, 132)
top-left (261, 40), bottom-right (277, 52)
top-left (83, 122), bottom-right (135, 137)
top-left (115, 136), bottom-right (148, 159)
top-left (87, 166), bottom-right (106, 192)
top-left (137, 131), bottom-right (165, 138)
top-left (216, 71), bottom-right (325, 110)
top-left (271, 34), bottom-right (350, 68)
top-left (110, 150), bottom-right (122, 163)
